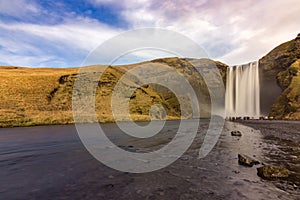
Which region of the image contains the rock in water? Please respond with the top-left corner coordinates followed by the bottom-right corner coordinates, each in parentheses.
top-left (257, 166), bottom-right (290, 179)
top-left (238, 154), bottom-right (260, 167)
top-left (231, 130), bottom-right (242, 136)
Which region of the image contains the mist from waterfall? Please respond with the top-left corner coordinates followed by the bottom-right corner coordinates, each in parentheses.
top-left (225, 61), bottom-right (260, 119)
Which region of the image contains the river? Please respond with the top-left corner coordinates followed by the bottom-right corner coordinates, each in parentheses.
top-left (0, 120), bottom-right (299, 199)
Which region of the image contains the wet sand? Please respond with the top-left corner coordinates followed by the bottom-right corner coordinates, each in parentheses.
top-left (0, 120), bottom-right (299, 200)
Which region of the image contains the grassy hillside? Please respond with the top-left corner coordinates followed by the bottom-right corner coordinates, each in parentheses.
top-left (0, 67), bottom-right (78, 127)
top-left (0, 58), bottom-right (227, 127)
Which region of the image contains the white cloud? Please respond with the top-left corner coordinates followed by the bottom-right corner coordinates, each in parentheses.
top-left (0, 17), bottom-right (122, 67)
top-left (0, 0), bottom-right (40, 17)
top-left (0, 19), bottom-right (119, 51)
top-left (0, 51), bottom-right (56, 68)
top-left (1, 0), bottom-right (300, 67)
top-left (90, 0), bottom-right (300, 65)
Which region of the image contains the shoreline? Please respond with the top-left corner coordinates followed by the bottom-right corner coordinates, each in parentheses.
top-left (1, 117), bottom-right (299, 128)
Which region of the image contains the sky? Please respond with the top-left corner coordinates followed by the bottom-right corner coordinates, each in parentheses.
top-left (0, 0), bottom-right (299, 68)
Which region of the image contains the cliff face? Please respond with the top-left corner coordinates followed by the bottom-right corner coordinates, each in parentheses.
top-left (0, 58), bottom-right (228, 127)
top-left (269, 59), bottom-right (300, 119)
top-left (259, 34), bottom-right (300, 119)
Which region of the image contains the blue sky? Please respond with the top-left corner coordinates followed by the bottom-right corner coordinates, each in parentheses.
top-left (0, 0), bottom-right (299, 67)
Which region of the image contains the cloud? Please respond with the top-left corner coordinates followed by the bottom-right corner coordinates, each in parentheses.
top-left (1, 0), bottom-right (300, 67)
top-left (0, 0), bottom-right (40, 17)
top-left (90, 0), bottom-right (300, 65)
top-left (0, 16), bottom-right (121, 67)
top-left (0, 18), bottom-right (119, 51)
top-left (87, 0), bottom-right (243, 62)
top-left (216, 0), bottom-right (300, 64)
top-left (110, 49), bottom-right (176, 65)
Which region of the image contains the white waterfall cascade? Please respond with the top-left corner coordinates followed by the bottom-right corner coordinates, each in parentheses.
top-left (225, 61), bottom-right (260, 119)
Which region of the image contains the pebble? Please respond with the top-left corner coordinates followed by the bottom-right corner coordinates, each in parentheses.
top-left (231, 130), bottom-right (242, 136)
top-left (293, 184), bottom-right (298, 189)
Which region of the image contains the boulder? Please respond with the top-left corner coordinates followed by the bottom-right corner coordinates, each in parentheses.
top-left (231, 130), bottom-right (242, 136)
top-left (238, 154), bottom-right (260, 167)
top-left (257, 166), bottom-right (290, 179)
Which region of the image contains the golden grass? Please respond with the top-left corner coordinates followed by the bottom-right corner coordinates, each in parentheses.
top-left (0, 63), bottom-right (183, 127)
top-left (0, 58), bottom-right (227, 127)
top-left (0, 67), bottom-right (78, 127)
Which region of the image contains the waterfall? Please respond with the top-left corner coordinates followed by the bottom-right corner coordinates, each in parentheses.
top-left (225, 61), bottom-right (260, 119)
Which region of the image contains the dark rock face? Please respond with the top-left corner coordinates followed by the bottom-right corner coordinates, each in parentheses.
top-left (231, 130), bottom-right (242, 136)
top-left (238, 154), bottom-right (260, 167)
top-left (269, 59), bottom-right (300, 119)
top-left (257, 166), bottom-right (290, 179)
top-left (259, 34), bottom-right (300, 119)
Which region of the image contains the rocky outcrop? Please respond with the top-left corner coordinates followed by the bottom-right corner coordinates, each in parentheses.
top-left (269, 59), bottom-right (300, 119)
top-left (238, 154), bottom-right (260, 167)
top-left (259, 34), bottom-right (300, 119)
top-left (257, 166), bottom-right (290, 179)
top-left (231, 130), bottom-right (242, 136)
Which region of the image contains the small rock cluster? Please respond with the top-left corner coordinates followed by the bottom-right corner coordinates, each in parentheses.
top-left (231, 130), bottom-right (290, 179)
